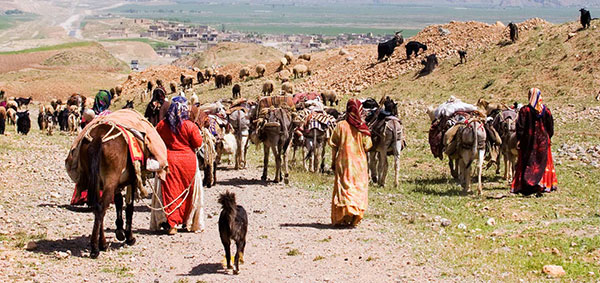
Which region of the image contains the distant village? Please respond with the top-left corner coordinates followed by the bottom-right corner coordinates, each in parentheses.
top-left (101, 17), bottom-right (394, 58)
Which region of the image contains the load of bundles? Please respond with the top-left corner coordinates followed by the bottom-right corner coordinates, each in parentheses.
top-left (252, 95), bottom-right (295, 141)
top-left (428, 96), bottom-right (484, 160)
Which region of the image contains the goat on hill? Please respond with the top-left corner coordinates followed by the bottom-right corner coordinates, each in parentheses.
top-left (508, 22), bottom-right (519, 42)
top-left (580, 8), bottom-right (591, 29)
top-left (405, 41), bottom-right (427, 59)
top-left (377, 31), bottom-right (403, 62)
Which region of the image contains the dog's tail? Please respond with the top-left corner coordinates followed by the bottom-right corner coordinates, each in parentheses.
top-left (218, 191), bottom-right (237, 211)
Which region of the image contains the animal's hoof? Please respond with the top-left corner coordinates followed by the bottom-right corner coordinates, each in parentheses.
top-left (233, 269), bottom-right (240, 275)
top-left (115, 229), bottom-right (126, 241)
top-left (126, 237), bottom-right (136, 246)
top-left (90, 250), bottom-right (99, 259)
top-left (99, 242), bottom-right (108, 251)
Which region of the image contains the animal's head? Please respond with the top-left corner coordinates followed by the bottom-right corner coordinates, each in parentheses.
top-left (580, 8), bottom-right (588, 13)
top-left (476, 98), bottom-right (489, 110)
top-left (426, 105), bottom-right (436, 122)
top-left (394, 31), bottom-right (404, 46)
top-left (383, 97), bottom-right (398, 116)
top-left (422, 44), bottom-right (428, 51)
top-left (123, 100), bottom-right (134, 109)
top-left (16, 110), bottom-right (29, 119)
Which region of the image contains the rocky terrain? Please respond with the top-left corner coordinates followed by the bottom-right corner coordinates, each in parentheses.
top-left (0, 132), bottom-right (438, 282)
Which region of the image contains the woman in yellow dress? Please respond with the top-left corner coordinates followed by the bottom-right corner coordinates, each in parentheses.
top-left (329, 98), bottom-right (372, 226)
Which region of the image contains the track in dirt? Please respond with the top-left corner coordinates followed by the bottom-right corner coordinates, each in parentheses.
top-left (0, 132), bottom-right (437, 282)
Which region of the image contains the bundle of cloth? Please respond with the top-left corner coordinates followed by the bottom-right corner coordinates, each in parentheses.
top-left (433, 96), bottom-right (478, 120)
top-left (65, 109), bottom-right (168, 204)
top-left (428, 96), bottom-right (483, 159)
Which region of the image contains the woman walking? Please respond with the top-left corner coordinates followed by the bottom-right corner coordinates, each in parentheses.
top-left (329, 98), bottom-right (372, 226)
top-left (153, 96), bottom-right (204, 234)
top-left (511, 88), bottom-right (558, 196)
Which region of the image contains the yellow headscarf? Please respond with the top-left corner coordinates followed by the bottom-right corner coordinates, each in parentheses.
top-left (528, 88), bottom-right (544, 114)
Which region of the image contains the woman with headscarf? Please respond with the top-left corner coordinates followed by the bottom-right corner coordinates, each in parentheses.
top-left (154, 96), bottom-right (204, 234)
top-left (329, 98), bottom-right (372, 226)
top-left (145, 86), bottom-right (170, 126)
top-left (511, 88), bottom-right (557, 196)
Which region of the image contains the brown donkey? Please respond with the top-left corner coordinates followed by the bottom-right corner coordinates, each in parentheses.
top-left (77, 124), bottom-right (146, 258)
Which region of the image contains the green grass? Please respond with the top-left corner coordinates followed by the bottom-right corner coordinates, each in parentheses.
top-left (0, 13), bottom-right (36, 30)
top-left (0, 42), bottom-right (95, 55)
top-left (99, 38), bottom-right (170, 50)
top-left (0, 231), bottom-right (47, 249)
top-left (101, 265), bottom-right (134, 278)
top-left (286, 249), bottom-right (301, 256)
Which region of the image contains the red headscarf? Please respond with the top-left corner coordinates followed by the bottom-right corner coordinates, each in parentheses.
top-left (346, 98), bottom-right (370, 136)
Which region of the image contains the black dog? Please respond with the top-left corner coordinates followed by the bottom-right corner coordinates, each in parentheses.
top-left (218, 191), bottom-right (247, 275)
top-left (405, 41), bottom-right (427, 59)
top-left (580, 8), bottom-right (591, 29)
top-left (16, 111), bottom-right (30, 135)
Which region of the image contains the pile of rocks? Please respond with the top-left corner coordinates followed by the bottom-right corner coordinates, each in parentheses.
top-left (556, 143), bottom-right (600, 167)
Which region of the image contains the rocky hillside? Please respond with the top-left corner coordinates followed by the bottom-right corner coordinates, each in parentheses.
top-left (174, 42), bottom-right (284, 69)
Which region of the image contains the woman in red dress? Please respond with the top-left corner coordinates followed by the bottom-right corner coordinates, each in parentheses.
top-left (511, 88), bottom-right (558, 196)
top-left (156, 96), bottom-right (203, 234)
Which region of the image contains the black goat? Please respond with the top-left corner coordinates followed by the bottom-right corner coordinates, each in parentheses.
top-left (147, 81), bottom-right (153, 92)
top-left (232, 84), bottom-right (241, 99)
top-left (215, 74), bottom-right (226, 89)
top-left (58, 108), bottom-right (69, 131)
top-left (16, 111), bottom-right (30, 135)
top-left (0, 107), bottom-right (5, 135)
top-left (458, 50), bottom-right (467, 64)
top-left (419, 54), bottom-right (439, 76)
top-left (377, 31), bottom-right (404, 62)
top-left (580, 8), bottom-right (591, 29)
top-left (197, 71), bottom-right (205, 84)
top-left (405, 41), bottom-right (427, 59)
top-left (225, 74), bottom-right (233, 86)
top-left (218, 191), bottom-right (248, 275)
top-left (122, 100), bottom-right (134, 109)
top-left (15, 96), bottom-right (32, 108)
top-left (508, 22), bottom-right (519, 42)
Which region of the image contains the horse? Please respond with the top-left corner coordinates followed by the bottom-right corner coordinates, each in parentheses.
top-left (75, 124), bottom-right (149, 258)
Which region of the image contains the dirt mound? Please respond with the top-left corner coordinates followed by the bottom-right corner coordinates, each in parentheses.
top-left (174, 42), bottom-right (284, 69)
top-left (0, 43), bottom-right (129, 101)
top-left (43, 45), bottom-right (128, 72)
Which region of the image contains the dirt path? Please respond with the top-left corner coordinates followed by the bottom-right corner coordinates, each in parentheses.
top-left (0, 132), bottom-right (437, 282)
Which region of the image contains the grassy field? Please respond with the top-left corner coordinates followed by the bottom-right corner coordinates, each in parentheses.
top-left (99, 38), bottom-right (170, 51)
top-left (0, 42), bottom-right (95, 55)
top-left (0, 13), bottom-right (36, 31)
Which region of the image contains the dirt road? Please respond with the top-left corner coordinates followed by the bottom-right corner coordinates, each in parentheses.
top-left (0, 132), bottom-right (437, 282)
